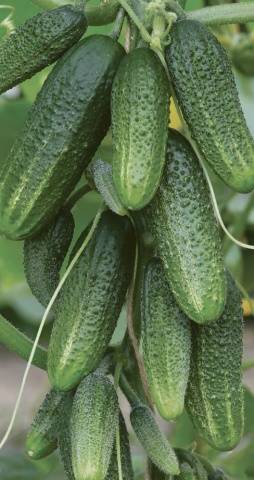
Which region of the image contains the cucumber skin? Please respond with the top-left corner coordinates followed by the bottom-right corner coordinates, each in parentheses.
top-left (148, 459), bottom-right (173, 479)
top-left (47, 211), bottom-right (135, 391)
top-left (58, 394), bottom-right (75, 480)
top-left (0, 35), bottom-right (124, 240)
top-left (0, 5), bottom-right (87, 95)
top-left (71, 373), bottom-right (119, 480)
top-left (176, 450), bottom-right (208, 480)
top-left (143, 129), bottom-right (226, 324)
top-left (186, 273), bottom-right (244, 451)
top-left (141, 257), bottom-right (191, 420)
top-left (105, 412), bottom-right (134, 480)
top-left (24, 209), bottom-right (74, 308)
top-left (112, 47), bottom-right (169, 210)
top-left (165, 20), bottom-right (254, 193)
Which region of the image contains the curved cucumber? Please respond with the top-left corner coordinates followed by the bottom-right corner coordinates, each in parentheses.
top-left (141, 257), bottom-right (191, 420)
top-left (106, 412), bottom-right (134, 480)
top-left (47, 210), bottom-right (135, 391)
top-left (71, 373), bottom-right (119, 480)
top-left (186, 273), bottom-right (244, 451)
top-left (165, 20), bottom-right (254, 193)
top-left (112, 47), bottom-right (169, 210)
top-left (143, 129), bottom-right (226, 324)
top-left (0, 35), bottom-right (124, 240)
top-left (0, 5), bottom-right (87, 94)
top-left (24, 209), bottom-right (74, 308)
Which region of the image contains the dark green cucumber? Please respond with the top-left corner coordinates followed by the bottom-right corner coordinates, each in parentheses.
top-left (0, 35), bottom-right (124, 240)
top-left (143, 129), bottom-right (226, 324)
top-left (186, 273), bottom-right (244, 451)
top-left (130, 404), bottom-right (179, 476)
top-left (141, 257), bottom-right (191, 420)
top-left (47, 210), bottom-right (135, 391)
top-left (24, 209), bottom-right (74, 308)
top-left (0, 5), bottom-right (87, 95)
top-left (71, 373), bottom-right (119, 480)
top-left (112, 47), bottom-right (169, 210)
top-left (165, 20), bottom-right (254, 193)
top-left (176, 451), bottom-right (208, 480)
top-left (25, 389), bottom-right (69, 460)
top-left (58, 393), bottom-right (75, 480)
top-left (178, 463), bottom-right (196, 480)
top-left (148, 459), bottom-right (172, 479)
top-left (105, 412), bottom-right (134, 480)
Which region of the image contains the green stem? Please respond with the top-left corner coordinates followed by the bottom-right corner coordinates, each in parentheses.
top-left (111, 7), bottom-right (125, 40)
top-left (188, 2), bottom-right (254, 26)
top-left (0, 314), bottom-right (47, 370)
top-left (242, 358), bottom-right (254, 371)
top-left (65, 184), bottom-right (91, 210)
top-left (116, 0), bottom-right (151, 43)
top-left (119, 373), bottom-right (140, 406)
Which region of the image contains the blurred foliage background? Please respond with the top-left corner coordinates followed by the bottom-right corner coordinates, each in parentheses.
top-left (0, 0), bottom-right (254, 479)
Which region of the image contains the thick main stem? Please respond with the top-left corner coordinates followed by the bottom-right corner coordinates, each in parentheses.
top-left (188, 2), bottom-right (254, 26)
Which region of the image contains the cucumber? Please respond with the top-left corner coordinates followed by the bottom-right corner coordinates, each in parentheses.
top-left (58, 394), bottom-right (75, 480)
top-left (112, 47), bottom-right (170, 210)
top-left (24, 209), bottom-right (74, 308)
top-left (178, 463), bottom-right (196, 480)
top-left (47, 210), bottom-right (135, 391)
top-left (165, 20), bottom-right (254, 193)
top-left (176, 451), bottom-right (208, 480)
top-left (71, 373), bottom-right (119, 480)
top-left (148, 459), bottom-right (172, 479)
top-left (105, 412), bottom-right (134, 480)
top-left (130, 404), bottom-right (179, 476)
top-left (232, 33), bottom-right (254, 77)
top-left (141, 257), bottom-right (191, 420)
top-left (0, 5), bottom-right (87, 95)
top-left (143, 129), bottom-right (226, 324)
top-left (186, 273), bottom-right (244, 451)
top-left (25, 389), bottom-right (69, 460)
top-left (0, 35), bottom-right (125, 240)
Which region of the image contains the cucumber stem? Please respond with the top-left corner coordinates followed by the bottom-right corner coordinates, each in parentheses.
top-left (116, 0), bottom-right (151, 43)
top-left (65, 184), bottom-right (91, 210)
top-left (119, 373), bottom-right (140, 406)
top-left (111, 7), bottom-right (125, 40)
top-left (0, 314), bottom-right (47, 370)
top-left (188, 2), bottom-right (254, 26)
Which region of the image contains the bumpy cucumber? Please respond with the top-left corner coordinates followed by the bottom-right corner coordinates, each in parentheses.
top-left (0, 35), bottom-right (124, 240)
top-left (141, 257), bottom-right (191, 420)
top-left (106, 412), bottom-right (134, 480)
top-left (148, 459), bottom-right (172, 479)
top-left (176, 451), bottom-right (208, 480)
top-left (165, 20), bottom-right (254, 193)
top-left (130, 404), bottom-right (179, 476)
top-left (178, 463), bottom-right (196, 480)
top-left (47, 210), bottom-right (134, 391)
top-left (24, 209), bottom-right (74, 308)
top-left (58, 393), bottom-right (75, 480)
top-left (25, 389), bottom-right (69, 460)
top-left (0, 5), bottom-right (87, 95)
top-left (143, 129), bottom-right (226, 324)
top-left (71, 373), bottom-right (119, 480)
top-left (112, 47), bottom-right (169, 210)
top-left (186, 273), bottom-right (244, 451)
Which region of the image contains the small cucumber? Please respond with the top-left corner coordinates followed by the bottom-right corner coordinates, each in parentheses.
top-left (25, 389), bottom-right (69, 460)
top-left (0, 35), bottom-right (124, 239)
top-left (178, 463), bottom-right (196, 480)
top-left (0, 5), bottom-right (87, 94)
top-left (112, 47), bottom-right (170, 210)
top-left (141, 257), bottom-right (191, 420)
top-left (106, 412), bottom-right (134, 480)
top-left (148, 459), bottom-right (173, 479)
top-left (130, 404), bottom-right (179, 476)
top-left (176, 450), bottom-right (208, 480)
top-left (71, 373), bottom-right (119, 480)
top-left (58, 393), bottom-right (75, 480)
top-left (24, 209), bottom-right (74, 308)
top-left (165, 20), bottom-right (254, 193)
top-left (186, 273), bottom-right (244, 451)
top-left (143, 129), bottom-right (226, 324)
top-left (47, 210), bottom-right (135, 391)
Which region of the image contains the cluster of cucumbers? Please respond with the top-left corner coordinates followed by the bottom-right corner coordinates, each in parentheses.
top-left (0, 1), bottom-right (253, 479)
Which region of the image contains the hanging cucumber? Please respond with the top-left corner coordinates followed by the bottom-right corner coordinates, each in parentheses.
top-left (176, 450), bottom-right (208, 480)
top-left (47, 210), bottom-right (135, 391)
top-left (148, 459), bottom-right (173, 479)
top-left (58, 393), bottom-right (75, 480)
top-left (24, 209), bottom-right (74, 308)
top-left (0, 35), bottom-right (124, 240)
top-left (141, 257), bottom-right (191, 420)
top-left (0, 5), bottom-right (87, 95)
top-left (105, 412), bottom-right (134, 480)
top-left (143, 129), bottom-right (226, 324)
top-left (165, 20), bottom-right (254, 193)
top-left (71, 373), bottom-right (119, 480)
top-left (112, 47), bottom-right (170, 210)
top-left (186, 273), bottom-right (244, 451)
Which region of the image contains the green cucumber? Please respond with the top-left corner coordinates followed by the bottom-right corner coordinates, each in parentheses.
top-left (186, 273), bottom-right (244, 451)
top-left (25, 389), bottom-right (69, 460)
top-left (47, 210), bottom-right (135, 391)
top-left (0, 5), bottom-right (87, 95)
top-left (141, 257), bottom-right (191, 420)
top-left (165, 20), bottom-right (254, 193)
top-left (130, 404), bottom-right (179, 476)
top-left (148, 459), bottom-right (172, 479)
top-left (0, 35), bottom-right (124, 240)
top-left (176, 451), bottom-right (208, 480)
top-left (232, 33), bottom-right (254, 77)
top-left (24, 209), bottom-right (74, 308)
top-left (178, 463), bottom-right (196, 480)
top-left (143, 129), bottom-right (226, 324)
top-left (112, 47), bottom-right (169, 210)
top-left (71, 373), bottom-right (119, 480)
top-left (105, 412), bottom-right (134, 480)
top-left (58, 393), bottom-right (75, 480)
